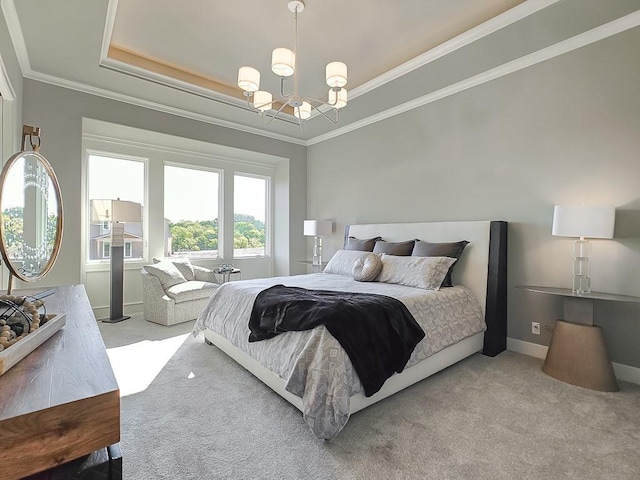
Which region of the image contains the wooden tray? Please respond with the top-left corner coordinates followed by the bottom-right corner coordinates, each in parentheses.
top-left (0, 313), bottom-right (66, 376)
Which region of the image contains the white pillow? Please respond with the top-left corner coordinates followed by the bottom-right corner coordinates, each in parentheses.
top-left (323, 250), bottom-right (371, 276)
top-left (352, 253), bottom-right (382, 282)
top-left (377, 254), bottom-right (456, 290)
top-left (145, 261), bottom-right (187, 288)
top-left (153, 257), bottom-right (195, 281)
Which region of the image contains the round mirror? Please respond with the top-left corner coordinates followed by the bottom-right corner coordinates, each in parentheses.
top-left (0, 150), bottom-right (63, 288)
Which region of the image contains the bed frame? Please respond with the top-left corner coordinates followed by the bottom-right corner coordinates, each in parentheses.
top-left (204, 220), bottom-right (507, 415)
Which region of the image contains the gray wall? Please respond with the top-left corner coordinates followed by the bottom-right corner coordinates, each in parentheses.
top-left (19, 80), bottom-right (307, 310)
top-left (307, 28), bottom-right (640, 368)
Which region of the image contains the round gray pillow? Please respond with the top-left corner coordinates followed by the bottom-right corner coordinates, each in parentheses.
top-left (352, 253), bottom-right (382, 282)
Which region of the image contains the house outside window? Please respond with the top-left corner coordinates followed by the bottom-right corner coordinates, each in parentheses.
top-left (87, 153), bottom-right (145, 261)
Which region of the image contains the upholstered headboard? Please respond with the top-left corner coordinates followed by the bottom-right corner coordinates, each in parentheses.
top-left (345, 221), bottom-right (507, 357)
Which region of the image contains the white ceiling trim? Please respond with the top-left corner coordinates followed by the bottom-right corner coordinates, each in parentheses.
top-left (99, 56), bottom-right (250, 112)
top-left (97, 0), bottom-right (560, 124)
top-left (307, 10), bottom-right (640, 146)
top-left (100, 0), bottom-right (119, 61)
top-left (1, 0), bottom-right (30, 74)
top-left (349, 0), bottom-right (561, 100)
top-left (23, 69), bottom-right (307, 146)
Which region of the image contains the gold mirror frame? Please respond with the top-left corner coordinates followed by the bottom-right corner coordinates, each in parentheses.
top-left (0, 127), bottom-right (64, 293)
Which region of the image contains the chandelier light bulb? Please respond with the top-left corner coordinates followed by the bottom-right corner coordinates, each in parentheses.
top-left (271, 48), bottom-right (295, 77)
top-left (328, 88), bottom-right (348, 109)
top-left (294, 101), bottom-right (312, 119)
top-left (237, 66), bottom-right (260, 92)
top-left (326, 62), bottom-right (348, 88)
top-left (253, 91), bottom-right (273, 111)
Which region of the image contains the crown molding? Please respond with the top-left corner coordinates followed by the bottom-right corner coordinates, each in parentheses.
top-left (1, 0), bottom-right (30, 74)
top-left (100, 0), bottom-right (119, 61)
top-left (23, 69), bottom-right (307, 146)
top-left (348, 0), bottom-right (561, 101)
top-left (307, 9), bottom-right (640, 146)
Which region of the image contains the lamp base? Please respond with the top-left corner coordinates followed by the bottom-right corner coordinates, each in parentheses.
top-left (102, 315), bottom-right (131, 324)
top-left (572, 238), bottom-right (591, 294)
top-left (312, 236), bottom-right (323, 265)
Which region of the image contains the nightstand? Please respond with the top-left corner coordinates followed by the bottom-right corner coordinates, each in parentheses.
top-left (214, 268), bottom-right (241, 283)
top-left (516, 285), bottom-right (640, 392)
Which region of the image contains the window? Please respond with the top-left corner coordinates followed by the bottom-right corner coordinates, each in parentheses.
top-left (124, 242), bottom-right (132, 258)
top-left (234, 174), bottom-right (268, 258)
top-left (87, 153), bottom-right (145, 261)
top-left (164, 164), bottom-right (220, 258)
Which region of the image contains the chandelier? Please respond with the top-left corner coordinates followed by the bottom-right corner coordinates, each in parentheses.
top-left (237, 0), bottom-right (348, 126)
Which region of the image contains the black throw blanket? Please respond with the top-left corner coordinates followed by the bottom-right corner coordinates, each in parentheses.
top-left (248, 285), bottom-right (425, 397)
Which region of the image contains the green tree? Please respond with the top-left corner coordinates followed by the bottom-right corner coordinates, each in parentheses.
top-left (169, 215), bottom-right (265, 253)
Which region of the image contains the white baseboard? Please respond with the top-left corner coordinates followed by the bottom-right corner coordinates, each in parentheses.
top-left (507, 337), bottom-right (640, 386)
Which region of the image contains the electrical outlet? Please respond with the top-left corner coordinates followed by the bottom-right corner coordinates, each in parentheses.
top-left (531, 322), bottom-right (541, 335)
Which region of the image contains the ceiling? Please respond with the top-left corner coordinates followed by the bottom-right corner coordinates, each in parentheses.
top-left (5, 0), bottom-right (547, 144)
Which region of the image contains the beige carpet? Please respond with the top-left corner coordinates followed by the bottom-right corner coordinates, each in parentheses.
top-left (99, 314), bottom-right (640, 480)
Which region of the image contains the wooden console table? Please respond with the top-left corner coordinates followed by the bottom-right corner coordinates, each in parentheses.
top-left (0, 285), bottom-right (121, 479)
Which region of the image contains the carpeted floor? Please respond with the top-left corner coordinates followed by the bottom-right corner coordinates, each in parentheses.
top-left (99, 314), bottom-right (640, 480)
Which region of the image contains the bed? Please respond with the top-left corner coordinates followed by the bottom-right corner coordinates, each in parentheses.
top-left (194, 220), bottom-right (507, 439)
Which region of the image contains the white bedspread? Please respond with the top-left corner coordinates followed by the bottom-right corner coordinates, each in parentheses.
top-left (194, 273), bottom-right (485, 439)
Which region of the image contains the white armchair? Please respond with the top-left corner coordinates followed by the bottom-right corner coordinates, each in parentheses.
top-left (141, 259), bottom-right (219, 326)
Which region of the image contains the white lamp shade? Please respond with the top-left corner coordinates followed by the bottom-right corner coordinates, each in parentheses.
top-left (237, 66), bottom-right (260, 92)
top-left (552, 205), bottom-right (615, 239)
top-left (294, 101), bottom-right (312, 120)
top-left (326, 62), bottom-right (348, 88)
top-left (304, 220), bottom-right (332, 237)
top-left (253, 90), bottom-right (272, 111)
top-left (271, 48), bottom-right (295, 77)
top-left (91, 199), bottom-right (142, 223)
top-left (328, 88), bottom-right (347, 109)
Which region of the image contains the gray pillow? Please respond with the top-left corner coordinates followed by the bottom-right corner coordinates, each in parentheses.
top-left (344, 236), bottom-right (380, 252)
top-left (373, 239), bottom-right (416, 256)
top-left (411, 240), bottom-right (469, 287)
top-left (352, 253), bottom-right (383, 282)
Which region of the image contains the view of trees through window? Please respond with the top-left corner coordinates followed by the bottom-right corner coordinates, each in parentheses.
top-left (169, 214), bottom-right (265, 255)
top-left (164, 166), bottom-right (267, 258)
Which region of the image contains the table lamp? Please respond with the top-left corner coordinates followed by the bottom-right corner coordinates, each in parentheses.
top-left (552, 205), bottom-right (615, 294)
top-left (303, 220), bottom-right (332, 265)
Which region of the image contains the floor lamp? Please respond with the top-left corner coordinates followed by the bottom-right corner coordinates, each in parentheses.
top-left (92, 199), bottom-right (142, 323)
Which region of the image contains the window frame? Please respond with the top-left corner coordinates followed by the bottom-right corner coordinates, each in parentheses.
top-left (163, 162), bottom-right (223, 260)
top-left (233, 171), bottom-right (271, 260)
top-left (85, 149), bottom-right (148, 265)
top-left (103, 242), bottom-right (111, 259)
